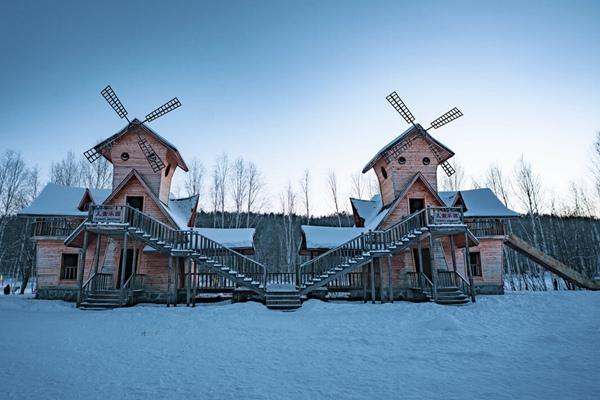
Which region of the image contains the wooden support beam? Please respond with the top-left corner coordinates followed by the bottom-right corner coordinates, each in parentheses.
top-left (464, 231), bottom-right (476, 303)
top-left (387, 255), bottom-right (394, 303)
top-left (450, 235), bottom-right (457, 273)
top-left (428, 234), bottom-right (438, 301)
top-left (363, 265), bottom-right (367, 303)
top-left (93, 234), bottom-right (101, 274)
top-left (370, 259), bottom-right (376, 304)
top-left (76, 228), bottom-right (89, 308)
top-left (167, 256), bottom-right (173, 307)
top-left (173, 257), bottom-right (178, 307)
top-left (119, 230), bottom-right (128, 306)
top-left (186, 257), bottom-right (191, 307)
top-left (379, 258), bottom-right (385, 303)
top-left (192, 259), bottom-right (197, 308)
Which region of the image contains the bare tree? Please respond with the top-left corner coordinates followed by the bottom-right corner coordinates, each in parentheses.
top-left (184, 158), bottom-right (205, 198)
top-left (0, 150), bottom-right (31, 217)
top-left (80, 157), bottom-right (112, 189)
top-left (245, 161), bottom-right (263, 227)
top-left (230, 157), bottom-right (248, 228)
top-left (279, 182), bottom-right (298, 271)
top-left (27, 165), bottom-right (41, 203)
top-left (350, 172), bottom-right (364, 199)
top-left (365, 171), bottom-right (379, 200)
top-left (327, 170), bottom-right (342, 227)
top-left (213, 153), bottom-right (229, 227)
top-left (440, 159), bottom-right (465, 191)
top-left (209, 167), bottom-right (220, 228)
top-left (485, 163), bottom-right (511, 207)
top-left (51, 151), bottom-right (82, 187)
top-left (299, 169), bottom-right (311, 224)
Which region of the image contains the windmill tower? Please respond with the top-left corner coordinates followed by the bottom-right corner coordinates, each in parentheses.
top-left (362, 92), bottom-right (463, 206)
top-left (84, 85), bottom-right (188, 203)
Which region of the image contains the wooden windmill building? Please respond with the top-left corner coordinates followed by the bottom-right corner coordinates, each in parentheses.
top-left (19, 87), bottom-right (264, 308)
top-left (299, 93), bottom-right (519, 304)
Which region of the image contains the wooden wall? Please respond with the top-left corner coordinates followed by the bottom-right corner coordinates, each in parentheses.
top-left (36, 240), bottom-right (80, 288)
top-left (380, 179), bottom-right (444, 230)
top-left (373, 136), bottom-right (440, 206)
top-left (109, 126), bottom-right (177, 204)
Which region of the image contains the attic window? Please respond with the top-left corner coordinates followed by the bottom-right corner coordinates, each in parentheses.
top-left (422, 157), bottom-right (431, 165)
top-left (164, 164), bottom-right (171, 177)
top-left (380, 166), bottom-right (388, 179)
top-left (121, 152), bottom-right (130, 161)
top-left (398, 156), bottom-right (406, 165)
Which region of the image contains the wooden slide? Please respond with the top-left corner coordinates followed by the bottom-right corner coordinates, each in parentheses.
top-left (505, 234), bottom-right (600, 290)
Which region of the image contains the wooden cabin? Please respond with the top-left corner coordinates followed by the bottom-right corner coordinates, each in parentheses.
top-left (300, 124), bottom-right (519, 303)
top-left (19, 121), bottom-right (258, 306)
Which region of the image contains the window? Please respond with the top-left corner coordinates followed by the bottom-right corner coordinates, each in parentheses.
top-left (165, 164), bottom-right (171, 177)
top-left (121, 152), bottom-right (130, 161)
top-left (469, 252), bottom-right (482, 277)
top-left (380, 166), bottom-right (388, 179)
top-left (60, 254), bottom-right (79, 280)
top-left (422, 157), bottom-right (431, 165)
top-left (398, 156), bottom-right (406, 165)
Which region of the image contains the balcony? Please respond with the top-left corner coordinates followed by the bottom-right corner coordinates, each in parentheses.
top-left (465, 218), bottom-right (506, 237)
top-left (31, 218), bottom-right (83, 239)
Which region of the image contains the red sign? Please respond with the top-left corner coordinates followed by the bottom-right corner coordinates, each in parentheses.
top-left (430, 209), bottom-right (462, 225)
top-left (92, 208), bottom-right (123, 223)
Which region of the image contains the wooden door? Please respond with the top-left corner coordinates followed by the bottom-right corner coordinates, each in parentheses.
top-left (116, 249), bottom-right (135, 289)
top-left (409, 198), bottom-right (425, 214)
top-left (413, 248), bottom-right (432, 280)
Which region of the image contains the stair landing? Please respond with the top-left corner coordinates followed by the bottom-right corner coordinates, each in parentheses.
top-left (265, 284), bottom-right (301, 311)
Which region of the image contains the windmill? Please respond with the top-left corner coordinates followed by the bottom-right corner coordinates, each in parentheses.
top-left (384, 91), bottom-right (462, 177)
top-left (84, 85), bottom-right (182, 173)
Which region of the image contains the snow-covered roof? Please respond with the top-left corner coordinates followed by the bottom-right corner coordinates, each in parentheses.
top-left (18, 183), bottom-right (111, 217)
top-left (301, 226), bottom-right (367, 250)
top-left (194, 228), bottom-right (255, 249)
top-left (362, 124), bottom-right (454, 173)
top-left (350, 195), bottom-right (382, 225)
top-left (93, 119), bottom-right (188, 171)
top-left (439, 188), bottom-right (520, 218)
top-left (163, 194), bottom-right (199, 229)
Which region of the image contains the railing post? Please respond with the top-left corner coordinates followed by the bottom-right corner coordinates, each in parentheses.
top-left (186, 257), bottom-right (191, 307)
top-left (369, 259), bottom-right (376, 304)
top-left (76, 228), bottom-right (89, 308)
top-left (464, 230), bottom-right (476, 303)
top-left (387, 254), bottom-right (394, 303)
top-left (428, 234), bottom-right (438, 302)
top-left (120, 230), bottom-right (128, 306)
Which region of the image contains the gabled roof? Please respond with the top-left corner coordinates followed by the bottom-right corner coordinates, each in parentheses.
top-left (164, 194), bottom-right (199, 229)
top-left (102, 169), bottom-right (179, 227)
top-left (300, 226), bottom-right (367, 250)
top-left (439, 188), bottom-right (520, 218)
top-left (350, 195), bottom-right (382, 227)
top-left (18, 183), bottom-right (111, 217)
top-left (94, 119), bottom-right (188, 171)
top-left (362, 124), bottom-right (455, 173)
top-left (194, 228), bottom-right (255, 250)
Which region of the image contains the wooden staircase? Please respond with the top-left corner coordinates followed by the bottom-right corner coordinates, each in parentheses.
top-left (123, 207), bottom-right (267, 296)
top-left (434, 287), bottom-right (469, 305)
top-left (265, 284), bottom-right (301, 310)
top-left (505, 234), bottom-right (600, 290)
top-left (299, 209), bottom-right (430, 296)
top-left (80, 289), bottom-right (121, 310)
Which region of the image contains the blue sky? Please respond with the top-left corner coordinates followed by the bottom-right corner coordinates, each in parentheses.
top-left (1, 0), bottom-right (599, 214)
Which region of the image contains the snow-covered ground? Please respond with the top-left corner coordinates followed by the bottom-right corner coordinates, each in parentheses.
top-left (1, 292), bottom-right (599, 400)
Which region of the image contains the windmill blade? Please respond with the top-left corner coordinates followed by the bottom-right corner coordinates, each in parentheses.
top-left (101, 85), bottom-right (129, 122)
top-left (386, 91), bottom-right (415, 125)
top-left (384, 136), bottom-right (417, 163)
top-left (428, 107), bottom-right (463, 130)
top-left (440, 160), bottom-right (456, 177)
top-left (84, 141), bottom-right (114, 164)
top-left (137, 135), bottom-right (165, 172)
top-left (143, 97), bottom-right (182, 123)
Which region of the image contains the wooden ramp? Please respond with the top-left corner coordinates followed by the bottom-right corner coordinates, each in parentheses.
top-left (505, 234), bottom-right (600, 290)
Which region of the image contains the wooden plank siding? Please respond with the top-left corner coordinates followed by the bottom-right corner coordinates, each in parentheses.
top-left (108, 126), bottom-right (176, 204)
top-left (373, 136), bottom-right (441, 207)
